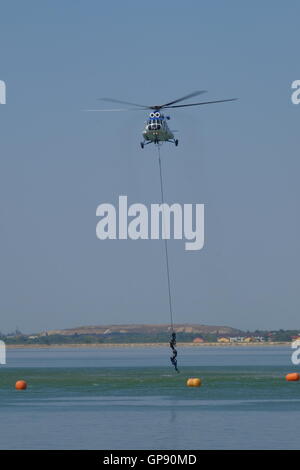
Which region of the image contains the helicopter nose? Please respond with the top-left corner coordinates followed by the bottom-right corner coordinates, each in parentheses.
top-left (148, 124), bottom-right (161, 131)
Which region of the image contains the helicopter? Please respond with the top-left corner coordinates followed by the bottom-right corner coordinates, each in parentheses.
top-left (87, 91), bottom-right (237, 148)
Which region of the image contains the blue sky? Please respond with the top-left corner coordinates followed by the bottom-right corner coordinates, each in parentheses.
top-left (0, 1), bottom-right (299, 332)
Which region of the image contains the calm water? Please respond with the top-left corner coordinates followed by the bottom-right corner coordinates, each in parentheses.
top-left (0, 346), bottom-right (300, 449)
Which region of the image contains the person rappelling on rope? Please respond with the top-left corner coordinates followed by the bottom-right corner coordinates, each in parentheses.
top-left (170, 331), bottom-right (179, 372)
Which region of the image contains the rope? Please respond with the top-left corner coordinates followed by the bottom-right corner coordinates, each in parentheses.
top-left (156, 144), bottom-right (179, 372)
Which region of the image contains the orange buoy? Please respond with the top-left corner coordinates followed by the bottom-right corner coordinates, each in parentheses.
top-left (15, 380), bottom-right (27, 390)
top-left (286, 373), bottom-right (300, 382)
top-left (187, 377), bottom-right (202, 387)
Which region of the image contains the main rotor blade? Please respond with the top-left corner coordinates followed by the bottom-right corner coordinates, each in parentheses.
top-left (164, 98), bottom-right (237, 109)
top-left (157, 90), bottom-right (207, 109)
top-left (84, 107), bottom-right (145, 112)
top-left (99, 97), bottom-right (150, 108)
top-left (85, 96), bottom-right (237, 112)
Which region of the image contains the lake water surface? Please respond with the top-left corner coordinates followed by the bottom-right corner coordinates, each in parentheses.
top-left (0, 346), bottom-right (299, 449)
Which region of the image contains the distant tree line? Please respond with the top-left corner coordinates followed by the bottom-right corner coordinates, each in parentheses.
top-left (1, 329), bottom-right (299, 345)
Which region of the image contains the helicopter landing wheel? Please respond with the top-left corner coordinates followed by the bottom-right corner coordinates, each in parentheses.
top-left (175, 139), bottom-right (179, 146)
top-left (140, 142), bottom-right (144, 149)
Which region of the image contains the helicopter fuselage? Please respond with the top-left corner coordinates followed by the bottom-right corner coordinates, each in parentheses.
top-left (141, 111), bottom-right (178, 147)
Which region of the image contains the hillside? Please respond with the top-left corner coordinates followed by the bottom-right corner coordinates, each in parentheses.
top-left (42, 323), bottom-right (242, 337)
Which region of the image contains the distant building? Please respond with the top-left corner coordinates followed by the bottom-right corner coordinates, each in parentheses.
top-left (229, 337), bottom-right (244, 343)
top-left (243, 337), bottom-right (255, 343)
top-left (217, 337), bottom-right (230, 343)
top-left (193, 337), bottom-right (204, 343)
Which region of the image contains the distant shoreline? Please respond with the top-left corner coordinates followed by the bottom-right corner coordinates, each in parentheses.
top-left (6, 341), bottom-right (290, 349)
